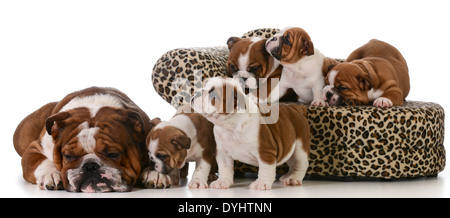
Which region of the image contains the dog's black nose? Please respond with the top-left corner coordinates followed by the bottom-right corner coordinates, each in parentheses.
top-left (83, 162), bottom-right (100, 172)
top-left (270, 37), bottom-right (277, 42)
top-left (326, 92), bottom-right (333, 101)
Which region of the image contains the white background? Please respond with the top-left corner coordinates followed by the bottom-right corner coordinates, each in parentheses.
top-left (1, 0), bottom-right (449, 197)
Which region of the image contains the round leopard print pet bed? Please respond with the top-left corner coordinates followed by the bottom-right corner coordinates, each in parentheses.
top-left (151, 28), bottom-right (446, 180)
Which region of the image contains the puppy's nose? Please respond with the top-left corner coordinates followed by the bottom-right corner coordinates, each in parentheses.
top-left (269, 37), bottom-right (277, 42)
top-left (326, 92), bottom-right (333, 101)
top-left (83, 162), bottom-right (100, 172)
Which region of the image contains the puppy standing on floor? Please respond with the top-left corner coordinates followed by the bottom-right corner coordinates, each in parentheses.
top-left (142, 105), bottom-right (216, 189)
top-left (265, 27), bottom-right (339, 106)
top-left (191, 77), bottom-right (310, 190)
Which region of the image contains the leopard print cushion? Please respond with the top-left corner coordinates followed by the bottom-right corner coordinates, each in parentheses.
top-left (151, 28), bottom-right (446, 180)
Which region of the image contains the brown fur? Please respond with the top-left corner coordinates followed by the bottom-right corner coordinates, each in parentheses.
top-left (147, 106), bottom-right (216, 181)
top-left (277, 27), bottom-right (314, 64)
top-left (258, 104), bottom-right (310, 165)
top-left (13, 87), bottom-right (153, 190)
top-left (326, 39), bottom-right (409, 106)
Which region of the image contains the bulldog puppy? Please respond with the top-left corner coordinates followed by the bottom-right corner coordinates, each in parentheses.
top-left (13, 87), bottom-right (154, 192)
top-left (265, 27), bottom-right (339, 106)
top-left (191, 77), bottom-right (310, 190)
top-left (144, 105), bottom-right (216, 189)
top-left (323, 39), bottom-right (410, 107)
top-left (227, 37), bottom-right (297, 103)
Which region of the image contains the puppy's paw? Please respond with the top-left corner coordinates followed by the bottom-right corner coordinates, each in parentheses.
top-left (249, 179), bottom-right (272, 190)
top-left (210, 178), bottom-right (233, 189)
top-left (279, 174), bottom-right (303, 186)
top-left (373, 97), bottom-right (393, 107)
top-left (310, 99), bottom-right (328, 107)
top-left (140, 168), bottom-right (172, 189)
top-left (35, 160), bottom-right (64, 191)
top-left (188, 178), bottom-right (208, 189)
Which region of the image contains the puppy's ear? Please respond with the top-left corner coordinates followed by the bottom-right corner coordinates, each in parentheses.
top-left (150, 117), bottom-right (162, 129)
top-left (358, 73), bottom-right (372, 90)
top-left (171, 134), bottom-right (191, 150)
top-left (227, 37), bottom-right (241, 50)
top-left (302, 38), bottom-right (314, 56)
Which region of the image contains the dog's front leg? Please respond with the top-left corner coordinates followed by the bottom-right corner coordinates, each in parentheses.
top-left (209, 151), bottom-right (234, 189)
top-left (249, 161), bottom-right (276, 190)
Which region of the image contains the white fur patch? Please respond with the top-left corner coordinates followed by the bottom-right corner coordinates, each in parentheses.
top-left (368, 89), bottom-right (384, 101)
top-left (77, 121), bottom-right (99, 153)
top-left (61, 94), bottom-right (124, 117)
top-left (327, 70), bottom-right (338, 86)
top-left (40, 133), bottom-right (55, 161)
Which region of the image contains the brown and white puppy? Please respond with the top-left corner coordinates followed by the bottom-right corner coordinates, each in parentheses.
top-left (190, 77), bottom-right (310, 190)
top-left (145, 105), bottom-right (216, 189)
top-left (323, 39), bottom-right (410, 107)
top-left (13, 87), bottom-right (154, 192)
top-left (227, 37), bottom-right (281, 90)
top-left (265, 27), bottom-right (339, 106)
top-left (226, 36), bottom-right (297, 103)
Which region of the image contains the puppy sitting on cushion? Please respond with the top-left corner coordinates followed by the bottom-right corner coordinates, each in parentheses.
top-left (190, 77), bottom-right (310, 190)
top-left (144, 105), bottom-right (216, 189)
top-left (322, 39), bottom-right (410, 107)
top-left (13, 87), bottom-right (154, 192)
top-left (265, 27), bottom-right (339, 106)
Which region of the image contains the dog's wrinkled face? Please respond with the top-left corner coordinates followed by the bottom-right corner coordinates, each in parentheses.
top-left (190, 77), bottom-right (247, 121)
top-left (227, 37), bottom-right (274, 90)
top-left (147, 124), bottom-right (191, 174)
top-left (45, 107), bottom-right (145, 192)
top-left (265, 27), bottom-right (314, 64)
top-left (323, 63), bottom-right (372, 106)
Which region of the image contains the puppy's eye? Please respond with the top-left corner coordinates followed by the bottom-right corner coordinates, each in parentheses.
top-left (106, 152), bottom-right (120, 160)
top-left (248, 65), bottom-right (260, 73)
top-left (283, 35), bottom-right (291, 46)
top-left (156, 154), bottom-right (168, 161)
top-left (228, 64), bottom-right (237, 73)
top-left (338, 86), bottom-right (349, 92)
top-left (63, 154), bottom-right (79, 161)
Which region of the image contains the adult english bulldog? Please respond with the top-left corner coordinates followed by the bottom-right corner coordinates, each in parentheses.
top-left (13, 87), bottom-right (155, 192)
top-left (191, 77), bottom-right (310, 190)
top-left (265, 27), bottom-right (339, 106)
top-left (323, 39), bottom-right (410, 107)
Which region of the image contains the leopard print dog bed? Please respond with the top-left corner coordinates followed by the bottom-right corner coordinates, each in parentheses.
top-left (151, 28), bottom-right (446, 180)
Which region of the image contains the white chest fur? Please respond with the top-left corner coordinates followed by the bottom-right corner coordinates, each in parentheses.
top-left (213, 114), bottom-right (261, 166)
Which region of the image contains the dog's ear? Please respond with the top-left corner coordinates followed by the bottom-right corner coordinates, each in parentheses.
top-left (302, 37), bottom-right (314, 56)
top-left (358, 73), bottom-right (372, 90)
top-left (171, 134), bottom-right (191, 150)
top-left (150, 117), bottom-right (162, 129)
top-left (45, 111), bottom-right (71, 172)
top-left (227, 37), bottom-right (241, 50)
top-left (45, 112), bottom-right (71, 139)
top-left (354, 61), bottom-right (374, 90)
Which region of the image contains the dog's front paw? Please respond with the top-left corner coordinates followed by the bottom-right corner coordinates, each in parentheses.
top-left (188, 178), bottom-right (208, 189)
top-left (279, 173), bottom-right (303, 186)
top-left (35, 160), bottom-right (64, 190)
top-left (140, 168), bottom-right (172, 189)
top-left (373, 97), bottom-right (393, 107)
top-left (249, 179), bottom-right (272, 190)
top-left (310, 99), bottom-right (328, 107)
top-left (210, 178), bottom-right (233, 189)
